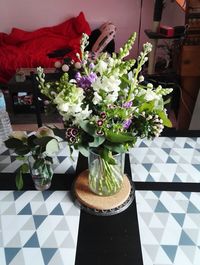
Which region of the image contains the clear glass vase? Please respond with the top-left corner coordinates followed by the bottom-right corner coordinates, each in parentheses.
top-left (88, 149), bottom-right (124, 196)
top-left (28, 156), bottom-right (53, 191)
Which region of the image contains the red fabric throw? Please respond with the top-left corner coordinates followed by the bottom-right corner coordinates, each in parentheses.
top-left (0, 12), bottom-right (91, 83)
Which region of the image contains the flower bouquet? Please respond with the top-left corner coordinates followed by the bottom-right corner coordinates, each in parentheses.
top-left (36, 33), bottom-right (172, 196)
top-left (4, 127), bottom-right (59, 190)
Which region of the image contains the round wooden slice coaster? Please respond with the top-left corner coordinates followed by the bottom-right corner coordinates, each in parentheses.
top-left (74, 170), bottom-right (132, 211)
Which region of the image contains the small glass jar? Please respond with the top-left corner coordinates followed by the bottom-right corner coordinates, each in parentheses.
top-left (28, 156), bottom-right (53, 191)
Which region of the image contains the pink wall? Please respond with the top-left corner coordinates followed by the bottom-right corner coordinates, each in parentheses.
top-left (0, 0), bottom-right (185, 57)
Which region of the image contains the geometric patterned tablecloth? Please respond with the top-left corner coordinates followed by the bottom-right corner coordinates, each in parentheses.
top-left (1, 136), bottom-right (200, 265)
top-left (0, 142), bottom-right (78, 174)
top-left (136, 190), bottom-right (200, 265)
top-left (130, 137), bottom-right (200, 183)
top-left (0, 191), bottom-right (80, 265)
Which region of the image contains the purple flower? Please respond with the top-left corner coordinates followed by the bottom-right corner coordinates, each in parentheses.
top-left (123, 119), bottom-right (132, 129)
top-left (76, 72), bottom-right (97, 89)
top-left (89, 63), bottom-right (95, 69)
top-left (123, 101), bottom-right (133, 108)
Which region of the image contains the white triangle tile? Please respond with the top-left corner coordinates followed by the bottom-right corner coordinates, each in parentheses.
top-left (143, 244), bottom-right (159, 261)
top-left (37, 216), bottom-right (63, 246)
top-left (5, 232), bottom-right (21, 247)
top-left (150, 227), bottom-right (165, 243)
top-left (184, 229), bottom-right (199, 244)
top-left (139, 212), bottom-right (153, 226)
top-left (65, 216), bottom-right (80, 244)
top-left (184, 215), bottom-right (200, 229)
top-left (22, 248), bottom-right (44, 265)
top-left (0, 191), bottom-right (11, 200)
top-left (59, 248), bottom-right (77, 265)
top-left (149, 214), bottom-right (165, 228)
top-left (1, 160), bottom-right (22, 173)
top-left (54, 231), bottom-right (69, 247)
top-left (1, 216), bottom-right (30, 245)
top-left (137, 218), bottom-right (159, 245)
top-left (42, 232), bottom-right (58, 248)
top-left (154, 246), bottom-right (173, 264)
top-left (0, 248), bottom-right (6, 265)
top-left (156, 213), bottom-right (170, 227)
top-left (19, 230), bottom-right (35, 246)
top-left (175, 246), bottom-right (194, 265)
top-left (193, 246), bottom-right (200, 265)
top-left (190, 193), bottom-right (200, 209)
top-left (141, 247), bottom-right (154, 265)
top-left (0, 202), bottom-right (15, 215)
top-left (159, 215), bottom-right (182, 245)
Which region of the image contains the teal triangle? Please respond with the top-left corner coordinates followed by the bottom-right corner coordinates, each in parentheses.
top-left (139, 142), bottom-right (148, 147)
top-left (173, 174), bottom-right (182, 182)
top-left (184, 143), bottom-right (193, 148)
top-left (142, 163), bottom-right (152, 171)
top-left (57, 156), bottom-right (66, 163)
top-left (24, 232), bottom-right (40, 247)
top-left (50, 204), bottom-right (64, 215)
top-left (2, 150), bottom-right (10, 155)
top-left (146, 174), bottom-right (154, 182)
top-left (4, 248), bottom-right (21, 264)
top-left (33, 215), bottom-right (46, 229)
top-left (179, 230), bottom-right (195, 246)
top-left (41, 248), bottom-right (57, 264)
top-left (13, 191), bottom-right (25, 200)
top-left (182, 192), bottom-right (191, 199)
top-left (11, 156), bottom-right (17, 163)
top-left (172, 213), bottom-right (185, 226)
top-left (18, 203), bottom-right (32, 215)
top-left (152, 191), bottom-right (162, 198)
top-left (162, 148), bottom-right (171, 154)
top-left (42, 191), bottom-right (54, 201)
top-left (187, 201), bottom-right (200, 213)
top-left (166, 157), bottom-right (176, 163)
top-left (161, 245), bottom-right (177, 262)
top-left (155, 201), bottom-right (169, 213)
top-left (192, 164), bottom-right (200, 172)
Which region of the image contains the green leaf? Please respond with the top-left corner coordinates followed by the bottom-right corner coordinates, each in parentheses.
top-left (79, 121), bottom-right (96, 136)
top-left (16, 169), bottom-right (23, 190)
top-left (101, 148), bottom-right (116, 165)
top-left (27, 135), bottom-right (37, 148)
top-left (78, 145), bottom-right (89, 157)
top-left (104, 143), bottom-right (127, 153)
top-left (52, 127), bottom-right (66, 140)
top-left (21, 163), bottom-right (29, 174)
top-left (15, 146), bottom-right (30, 156)
top-left (105, 131), bottom-right (135, 143)
top-left (89, 136), bottom-right (105, 148)
top-left (46, 139), bottom-right (59, 155)
top-left (33, 136), bottom-right (54, 146)
top-left (33, 158), bottom-right (44, 169)
top-left (157, 110), bottom-right (172, 127)
top-left (4, 138), bottom-right (23, 149)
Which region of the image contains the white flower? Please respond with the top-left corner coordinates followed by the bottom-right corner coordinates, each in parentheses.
top-left (74, 105), bottom-right (92, 124)
top-left (10, 131), bottom-right (27, 141)
top-left (35, 126), bottom-right (55, 138)
top-left (105, 92), bottom-right (118, 103)
top-left (144, 89), bottom-right (160, 101)
top-left (95, 60), bottom-right (108, 75)
top-left (93, 92), bottom-right (102, 105)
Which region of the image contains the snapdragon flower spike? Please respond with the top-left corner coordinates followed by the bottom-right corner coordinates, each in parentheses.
top-left (123, 119), bottom-right (132, 129)
top-left (123, 101), bottom-right (133, 108)
top-left (76, 72), bottom-right (97, 89)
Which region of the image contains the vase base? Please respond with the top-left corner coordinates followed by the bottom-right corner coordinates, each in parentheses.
top-left (73, 170), bottom-right (135, 216)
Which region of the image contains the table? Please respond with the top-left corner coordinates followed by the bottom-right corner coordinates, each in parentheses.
top-left (1, 133), bottom-right (200, 265)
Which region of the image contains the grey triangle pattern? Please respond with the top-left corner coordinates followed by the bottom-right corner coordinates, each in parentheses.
top-left (136, 191), bottom-right (200, 265)
top-left (0, 191), bottom-right (80, 265)
top-left (129, 137), bottom-right (200, 183)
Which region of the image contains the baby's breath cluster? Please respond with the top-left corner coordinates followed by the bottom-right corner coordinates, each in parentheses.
top-left (37, 32), bottom-right (172, 157)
